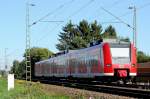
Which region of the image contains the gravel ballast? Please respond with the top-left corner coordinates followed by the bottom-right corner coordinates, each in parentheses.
top-left (41, 83), bottom-right (135, 99)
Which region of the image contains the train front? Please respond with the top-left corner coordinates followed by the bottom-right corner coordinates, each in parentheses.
top-left (103, 42), bottom-right (137, 82)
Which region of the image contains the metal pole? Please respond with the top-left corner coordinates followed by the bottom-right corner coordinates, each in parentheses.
top-left (5, 48), bottom-right (8, 73)
top-left (26, 1), bottom-right (31, 82)
top-left (132, 9), bottom-right (135, 47)
top-left (129, 6), bottom-right (137, 48)
top-left (134, 6), bottom-right (137, 48)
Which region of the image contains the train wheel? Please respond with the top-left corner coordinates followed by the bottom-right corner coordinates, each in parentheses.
top-left (117, 80), bottom-right (123, 85)
top-left (131, 76), bottom-right (136, 84)
top-left (117, 78), bottom-right (127, 85)
top-left (123, 79), bottom-right (127, 85)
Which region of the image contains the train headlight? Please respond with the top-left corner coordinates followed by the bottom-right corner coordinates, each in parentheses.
top-left (132, 64), bottom-right (136, 67)
top-left (106, 64), bottom-right (111, 67)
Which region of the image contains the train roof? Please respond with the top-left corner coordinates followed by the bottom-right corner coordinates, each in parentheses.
top-left (103, 39), bottom-right (130, 44)
top-left (35, 44), bottom-right (100, 64)
top-left (36, 39), bottom-right (131, 64)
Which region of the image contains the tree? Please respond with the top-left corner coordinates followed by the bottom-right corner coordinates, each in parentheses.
top-left (56, 20), bottom-right (102, 51)
top-left (10, 60), bottom-right (20, 78)
top-left (29, 47), bottom-right (53, 62)
top-left (56, 20), bottom-right (75, 50)
top-left (102, 25), bottom-right (117, 39)
top-left (11, 47), bottom-right (53, 79)
top-left (18, 60), bottom-right (26, 79)
top-left (137, 51), bottom-right (150, 63)
top-left (90, 20), bottom-right (102, 41)
top-left (70, 36), bottom-right (87, 49)
top-left (10, 60), bottom-right (26, 79)
top-left (24, 47), bottom-right (53, 78)
top-left (0, 70), bottom-right (7, 77)
top-left (78, 20), bottom-right (91, 40)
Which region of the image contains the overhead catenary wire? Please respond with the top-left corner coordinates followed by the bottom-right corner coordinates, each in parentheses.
top-left (100, 7), bottom-right (133, 29)
top-left (31, 0), bottom-right (75, 26)
top-left (89, 0), bottom-right (124, 22)
top-left (35, 0), bottom-right (95, 44)
top-left (118, 2), bottom-right (150, 18)
top-left (107, 2), bottom-right (150, 21)
top-left (67, 0), bottom-right (95, 20)
top-left (7, 1), bottom-right (150, 69)
top-left (31, 0), bottom-right (75, 45)
top-left (35, 23), bottom-right (60, 44)
top-left (31, 0), bottom-right (75, 44)
top-left (35, 1), bottom-right (150, 45)
top-left (0, 48), bottom-right (24, 71)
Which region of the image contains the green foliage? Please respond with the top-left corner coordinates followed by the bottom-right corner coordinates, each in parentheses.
top-left (11, 60), bottom-right (19, 74)
top-left (70, 36), bottom-right (87, 49)
top-left (10, 47), bottom-right (53, 79)
top-left (27, 47), bottom-right (53, 78)
top-left (10, 60), bottom-right (26, 79)
top-left (0, 70), bottom-right (7, 77)
top-left (56, 20), bottom-right (102, 51)
top-left (91, 20), bottom-right (103, 40)
top-left (137, 51), bottom-right (150, 63)
top-left (57, 20), bottom-right (134, 51)
top-left (102, 25), bottom-right (117, 39)
top-left (56, 21), bottom-right (75, 50)
top-left (0, 78), bottom-right (69, 99)
top-left (26, 47), bottom-right (53, 62)
top-left (57, 20), bottom-right (126, 51)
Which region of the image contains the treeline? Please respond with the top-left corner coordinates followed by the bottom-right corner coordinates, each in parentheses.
top-left (9, 20), bottom-right (150, 79)
top-left (137, 51), bottom-right (150, 63)
top-left (56, 20), bottom-right (129, 51)
top-left (10, 47), bottom-right (53, 79)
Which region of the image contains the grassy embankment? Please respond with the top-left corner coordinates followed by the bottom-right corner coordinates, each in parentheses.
top-left (0, 77), bottom-right (71, 99)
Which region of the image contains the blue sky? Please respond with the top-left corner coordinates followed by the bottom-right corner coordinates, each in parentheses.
top-left (0, 0), bottom-right (150, 70)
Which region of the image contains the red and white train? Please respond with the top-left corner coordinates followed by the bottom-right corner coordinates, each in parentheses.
top-left (34, 40), bottom-right (137, 83)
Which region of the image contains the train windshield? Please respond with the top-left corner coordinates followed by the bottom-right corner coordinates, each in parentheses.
top-left (110, 43), bottom-right (130, 64)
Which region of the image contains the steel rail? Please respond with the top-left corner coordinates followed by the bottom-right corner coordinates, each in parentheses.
top-left (34, 79), bottom-right (150, 98)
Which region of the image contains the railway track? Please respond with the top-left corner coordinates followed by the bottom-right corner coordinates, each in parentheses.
top-left (36, 79), bottom-right (150, 98)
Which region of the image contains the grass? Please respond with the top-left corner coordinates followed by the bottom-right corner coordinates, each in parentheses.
top-left (0, 77), bottom-right (128, 99)
top-left (0, 77), bottom-right (70, 99)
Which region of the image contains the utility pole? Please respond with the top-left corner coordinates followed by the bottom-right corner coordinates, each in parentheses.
top-left (129, 6), bottom-right (137, 48)
top-left (26, 1), bottom-right (34, 82)
top-left (134, 6), bottom-right (137, 48)
top-left (5, 48), bottom-right (8, 74)
top-left (25, 1), bottom-right (63, 82)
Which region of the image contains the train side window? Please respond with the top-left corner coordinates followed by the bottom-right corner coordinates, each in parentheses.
top-left (89, 56), bottom-right (92, 66)
top-left (88, 56), bottom-right (90, 66)
top-left (45, 62), bottom-right (47, 73)
top-left (92, 55), bottom-right (97, 66)
top-left (85, 56), bottom-right (87, 67)
top-left (81, 57), bottom-right (83, 65)
top-left (79, 57), bottom-right (81, 66)
top-left (63, 57), bottom-right (65, 67)
top-left (87, 56), bottom-right (90, 67)
top-left (82, 57), bottom-right (84, 65)
top-left (62, 57), bottom-right (64, 66)
top-left (45, 62), bottom-right (47, 74)
top-left (94, 55), bottom-right (98, 66)
top-left (84, 57), bottom-right (86, 66)
top-left (90, 56), bottom-right (92, 66)
top-left (92, 56), bottom-right (95, 66)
